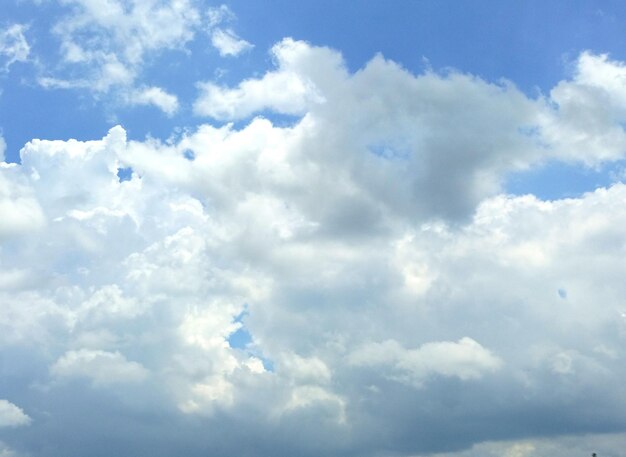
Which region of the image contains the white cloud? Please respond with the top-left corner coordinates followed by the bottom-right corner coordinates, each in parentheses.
top-left (33, 0), bottom-right (202, 112)
top-left (541, 51), bottom-right (626, 164)
top-left (0, 400), bottom-right (30, 428)
top-left (35, 1), bottom-right (253, 114)
top-left (205, 4), bottom-right (252, 57)
top-left (285, 385), bottom-right (347, 424)
top-left (0, 165), bottom-right (46, 239)
top-left (54, 0), bottom-right (201, 66)
top-left (51, 349), bottom-right (149, 385)
top-left (206, 4), bottom-right (236, 28)
top-left (211, 28), bottom-right (253, 57)
top-left (194, 38), bottom-right (332, 119)
top-left (128, 86), bottom-right (179, 115)
top-left (0, 24), bottom-right (30, 72)
top-left (279, 352), bottom-right (332, 384)
top-left (5, 42), bottom-right (626, 457)
top-left (349, 338), bottom-right (501, 386)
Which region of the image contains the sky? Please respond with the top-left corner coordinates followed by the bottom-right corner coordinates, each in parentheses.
top-left (2, 1), bottom-right (626, 457)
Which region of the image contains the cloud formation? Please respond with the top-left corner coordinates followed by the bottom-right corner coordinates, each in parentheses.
top-left (3, 39), bottom-right (626, 457)
top-left (210, 28), bottom-right (253, 57)
top-left (0, 24), bottom-right (30, 72)
top-left (127, 86), bottom-right (179, 115)
top-left (32, 1), bottom-right (250, 114)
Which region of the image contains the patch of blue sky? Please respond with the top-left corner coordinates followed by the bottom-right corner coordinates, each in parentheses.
top-left (228, 0), bottom-right (626, 94)
top-left (227, 309), bottom-right (252, 350)
top-left (116, 167), bottom-right (133, 182)
top-left (505, 159), bottom-right (626, 200)
top-left (182, 149), bottom-right (196, 161)
top-left (227, 308), bottom-right (274, 370)
top-left (227, 326), bottom-right (252, 350)
top-left (368, 142), bottom-right (411, 160)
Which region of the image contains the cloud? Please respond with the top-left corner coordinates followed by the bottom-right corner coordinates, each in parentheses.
top-left (349, 337), bottom-right (502, 386)
top-left (195, 42), bottom-right (626, 222)
top-left (0, 164), bottom-right (46, 239)
top-left (53, 0), bottom-right (201, 66)
top-left (31, 1), bottom-right (253, 114)
top-left (210, 28), bottom-right (253, 57)
top-left (206, 4), bottom-right (236, 28)
top-left (4, 42), bottom-right (626, 457)
top-left (128, 86), bottom-right (179, 115)
top-left (0, 24), bottom-right (30, 72)
top-left (33, 0), bottom-right (201, 112)
top-left (541, 51), bottom-right (626, 164)
top-left (0, 400), bottom-right (30, 428)
top-left (51, 349), bottom-right (149, 385)
top-left (194, 38), bottom-right (332, 119)
top-left (206, 4), bottom-right (252, 56)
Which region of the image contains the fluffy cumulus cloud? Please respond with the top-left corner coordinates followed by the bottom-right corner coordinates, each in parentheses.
top-left (4, 39), bottom-right (626, 457)
top-left (194, 39), bottom-right (330, 119)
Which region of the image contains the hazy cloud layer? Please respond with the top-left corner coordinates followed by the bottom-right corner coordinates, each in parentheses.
top-left (2, 39), bottom-right (626, 457)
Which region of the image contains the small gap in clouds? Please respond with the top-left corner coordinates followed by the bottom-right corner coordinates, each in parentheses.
top-left (228, 308), bottom-right (251, 349)
top-left (505, 159), bottom-right (626, 200)
top-left (182, 149), bottom-right (195, 161)
top-left (116, 166), bottom-right (133, 182)
top-left (228, 307), bottom-right (274, 371)
top-left (368, 142), bottom-right (410, 160)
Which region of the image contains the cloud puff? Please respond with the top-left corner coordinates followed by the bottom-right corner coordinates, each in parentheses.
top-left (194, 38), bottom-right (332, 119)
top-left (0, 164), bottom-right (46, 239)
top-left (53, 0), bottom-right (201, 67)
top-left (0, 400), bottom-right (30, 428)
top-left (31, 1), bottom-right (253, 115)
top-left (349, 337), bottom-right (502, 386)
top-left (210, 28), bottom-right (253, 57)
top-left (206, 4), bottom-right (252, 56)
top-left (51, 349), bottom-right (149, 385)
top-left (0, 24), bottom-right (30, 72)
top-left (33, 0), bottom-right (195, 113)
top-left (4, 42), bottom-right (626, 457)
top-left (128, 86), bottom-right (179, 116)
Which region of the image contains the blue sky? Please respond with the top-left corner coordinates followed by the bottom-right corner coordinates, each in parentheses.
top-left (3, 2), bottom-right (626, 457)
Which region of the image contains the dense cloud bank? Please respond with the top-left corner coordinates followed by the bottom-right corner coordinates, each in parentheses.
top-left (2, 39), bottom-right (626, 457)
